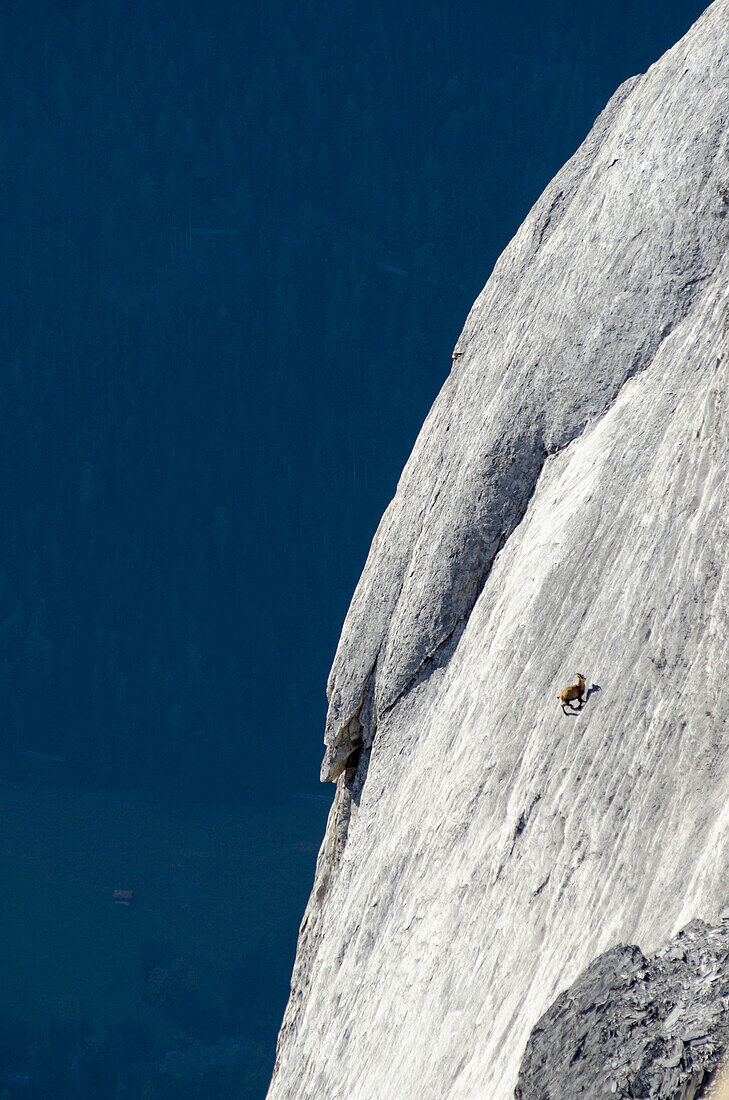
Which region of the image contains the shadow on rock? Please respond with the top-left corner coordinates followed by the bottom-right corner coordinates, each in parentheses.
top-left (584, 683), bottom-right (602, 704)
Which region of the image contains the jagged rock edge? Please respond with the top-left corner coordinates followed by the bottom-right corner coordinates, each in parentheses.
top-left (320, 661), bottom-right (377, 782)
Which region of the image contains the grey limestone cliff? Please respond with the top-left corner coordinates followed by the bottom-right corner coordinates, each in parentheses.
top-left (269, 3), bottom-right (729, 1098)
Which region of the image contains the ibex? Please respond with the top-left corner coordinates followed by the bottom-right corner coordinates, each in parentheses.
top-left (557, 673), bottom-right (586, 714)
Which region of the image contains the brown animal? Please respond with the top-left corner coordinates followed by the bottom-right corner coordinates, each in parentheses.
top-left (557, 673), bottom-right (586, 714)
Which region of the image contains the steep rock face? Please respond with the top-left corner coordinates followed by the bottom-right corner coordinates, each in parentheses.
top-left (270, 4), bottom-right (729, 1098)
top-left (321, 0), bottom-right (729, 784)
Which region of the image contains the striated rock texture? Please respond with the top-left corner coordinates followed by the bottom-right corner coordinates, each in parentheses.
top-left (515, 919), bottom-right (729, 1100)
top-left (269, 4), bottom-right (729, 1099)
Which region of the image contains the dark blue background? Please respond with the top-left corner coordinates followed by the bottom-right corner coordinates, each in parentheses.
top-left (0, 1), bottom-right (706, 1095)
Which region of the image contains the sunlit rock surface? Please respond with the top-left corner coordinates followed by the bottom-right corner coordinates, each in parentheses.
top-left (269, 3), bottom-right (729, 1098)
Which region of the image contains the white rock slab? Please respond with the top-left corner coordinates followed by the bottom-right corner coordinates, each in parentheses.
top-left (270, 4), bottom-right (729, 1098)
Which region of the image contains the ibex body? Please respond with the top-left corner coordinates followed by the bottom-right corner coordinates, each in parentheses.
top-left (557, 673), bottom-right (586, 714)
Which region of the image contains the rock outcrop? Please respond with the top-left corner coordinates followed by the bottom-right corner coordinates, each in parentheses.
top-left (269, 4), bottom-right (729, 1098)
top-left (515, 919), bottom-right (729, 1100)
